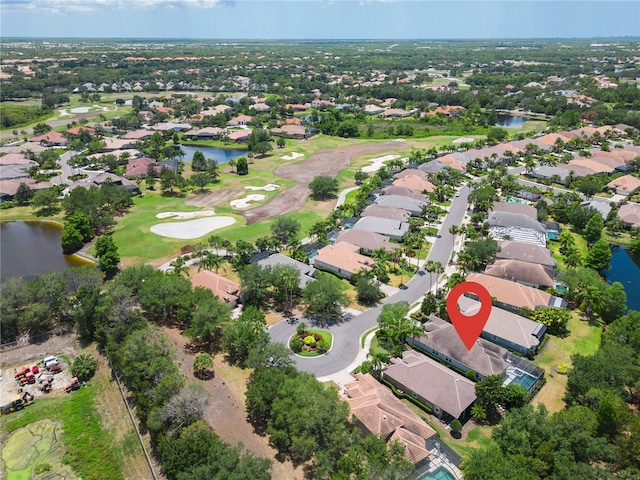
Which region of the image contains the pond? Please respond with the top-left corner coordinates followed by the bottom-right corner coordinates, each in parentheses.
top-left (604, 246), bottom-right (640, 312)
top-left (0, 221), bottom-right (93, 283)
top-left (179, 144), bottom-right (247, 165)
top-left (495, 115), bottom-right (527, 128)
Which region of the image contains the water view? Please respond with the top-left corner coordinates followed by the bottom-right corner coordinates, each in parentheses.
top-left (179, 144), bottom-right (247, 165)
top-left (495, 115), bottom-right (527, 128)
top-left (0, 221), bottom-right (93, 283)
top-left (605, 246), bottom-right (640, 312)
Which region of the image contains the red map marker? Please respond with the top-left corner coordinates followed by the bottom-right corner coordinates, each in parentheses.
top-left (446, 281), bottom-right (492, 351)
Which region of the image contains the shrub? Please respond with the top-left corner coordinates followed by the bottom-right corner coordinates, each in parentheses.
top-left (71, 353), bottom-right (98, 382)
top-left (193, 352), bottom-right (214, 379)
top-left (296, 322), bottom-right (307, 335)
top-left (290, 338), bottom-right (303, 353)
top-left (557, 363), bottom-right (571, 374)
top-left (450, 419), bottom-right (462, 434)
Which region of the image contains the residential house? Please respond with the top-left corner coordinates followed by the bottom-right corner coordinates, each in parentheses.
top-left (227, 130), bottom-right (252, 142)
top-left (0, 164), bottom-right (31, 180)
top-left (251, 103), bottom-right (271, 113)
top-left (0, 179), bottom-right (52, 201)
top-left (417, 159), bottom-right (448, 174)
top-left (618, 203), bottom-right (640, 228)
top-left (434, 153), bottom-right (467, 172)
top-left (335, 229), bottom-right (395, 254)
top-left (257, 253), bottom-right (316, 288)
top-left (490, 202), bottom-right (537, 221)
top-left (496, 240), bottom-right (556, 268)
top-left (123, 129), bottom-right (154, 140)
top-left (487, 211), bottom-right (547, 247)
top-left (466, 273), bottom-right (566, 310)
top-left (381, 186), bottom-right (429, 203)
top-left (383, 349), bottom-right (477, 421)
top-left (484, 259), bottom-right (555, 289)
top-left (606, 175), bottom-right (640, 196)
top-left (101, 137), bottom-right (137, 151)
top-left (374, 195), bottom-right (426, 216)
top-left (531, 166), bottom-right (571, 185)
top-left (90, 173), bottom-right (140, 194)
top-left (66, 126), bottom-right (96, 137)
top-left (342, 372), bottom-right (437, 466)
top-left (228, 115), bottom-right (253, 126)
top-left (270, 125), bottom-right (307, 139)
top-left (458, 296), bottom-right (546, 356)
top-left (0, 153), bottom-right (34, 166)
top-left (30, 132), bottom-right (68, 147)
top-left (152, 122), bottom-right (191, 132)
top-left (364, 104), bottom-right (384, 115)
top-left (361, 204), bottom-right (411, 222)
top-left (184, 127), bottom-right (226, 140)
top-left (580, 200), bottom-right (612, 220)
top-left (380, 108), bottom-right (412, 118)
top-left (352, 216), bottom-right (410, 241)
top-left (125, 157), bottom-right (160, 177)
top-left (189, 271), bottom-right (241, 308)
top-left (392, 174), bottom-right (435, 194)
top-left (311, 241), bottom-right (372, 279)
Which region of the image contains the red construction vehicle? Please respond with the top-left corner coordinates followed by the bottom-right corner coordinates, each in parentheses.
top-left (40, 379), bottom-right (52, 393)
top-left (49, 364), bottom-right (62, 375)
top-left (31, 365), bottom-right (39, 375)
top-left (65, 377), bottom-right (80, 393)
top-left (14, 365), bottom-right (30, 379)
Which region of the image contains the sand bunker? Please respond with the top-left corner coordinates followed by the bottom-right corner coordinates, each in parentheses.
top-left (151, 217), bottom-right (236, 239)
top-left (281, 152), bottom-right (304, 160)
top-left (361, 154), bottom-right (401, 173)
top-left (453, 137), bottom-right (475, 145)
top-left (244, 184), bottom-right (280, 191)
top-left (156, 210), bottom-right (216, 220)
top-left (70, 107), bottom-right (91, 114)
top-left (230, 194), bottom-right (266, 209)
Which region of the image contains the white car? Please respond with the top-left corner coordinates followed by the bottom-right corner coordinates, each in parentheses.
top-left (455, 192), bottom-right (460, 197)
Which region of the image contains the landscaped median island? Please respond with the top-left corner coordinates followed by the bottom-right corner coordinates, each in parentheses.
top-left (289, 323), bottom-right (332, 357)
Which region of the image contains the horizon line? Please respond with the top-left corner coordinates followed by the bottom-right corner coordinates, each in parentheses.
top-left (2, 36), bottom-right (639, 41)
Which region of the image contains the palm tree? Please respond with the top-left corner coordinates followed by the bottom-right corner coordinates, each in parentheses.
top-left (449, 225), bottom-right (459, 246)
top-left (170, 256), bottom-right (190, 277)
top-left (471, 404), bottom-right (487, 424)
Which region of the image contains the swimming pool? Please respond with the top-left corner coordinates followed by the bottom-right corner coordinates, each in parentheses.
top-left (547, 232), bottom-right (558, 240)
top-left (418, 467), bottom-right (456, 480)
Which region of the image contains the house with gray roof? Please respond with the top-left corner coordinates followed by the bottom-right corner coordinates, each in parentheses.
top-left (408, 316), bottom-right (510, 380)
top-left (417, 159), bottom-right (448, 174)
top-left (257, 253), bottom-right (316, 288)
top-left (335, 229), bottom-right (395, 254)
top-left (361, 204), bottom-right (411, 222)
top-left (531, 166), bottom-right (571, 185)
top-left (496, 240), bottom-right (556, 268)
top-left (488, 211), bottom-right (547, 247)
top-left (374, 195), bottom-right (426, 216)
top-left (490, 202), bottom-right (537, 221)
top-left (580, 200), bottom-right (611, 220)
top-left (383, 349), bottom-right (477, 422)
top-left (458, 296), bottom-right (546, 356)
top-left (352, 216), bottom-right (409, 241)
top-left (382, 186), bottom-right (429, 203)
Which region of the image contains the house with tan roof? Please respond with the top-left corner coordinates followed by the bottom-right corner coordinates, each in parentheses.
top-left (383, 349), bottom-right (477, 421)
top-left (466, 273), bottom-right (566, 310)
top-left (618, 203), bottom-right (640, 228)
top-left (335, 229), bottom-right (395, 254)
top-left (311, 241), bottom-right (372, 279)
top-left (270, 125), bottom-right (307, 139)
top-left (0, 153), bottom-right (34, 166)
top-left (606, 175), bottom-right (640, 196)
top-left (392, 175), bottom-right (435, 193)
top-left (490, 202), bottom-right (537, 220)
top-left (0, 179), bottom-right (52, 201)
top-left (457, 296), bottom-right (546, 356)
top-left (536, 132), bottom-right (575, 147)
top-left (123, 129), bottom-right (154, 140)
top-left (189, 271), bottom-right (241, 308)
top-left (343, 372), bottom-right (437, 465)
top-left (30, 132), bottom-right (67, 146)
top-left (496, 240), bottom-right (556, 268)
top-left (435, 153), bottom-right (466, 172)
top-left (566, 158), bottom-right (615, 175)
top-left (228, 115), bottom-right (253, 126)
top-left (67, 126), bottom-right (96, 137)
top-left (226, 130), bottom-right (252, 142)
top-left (484, 259), bottom-right (555, 289)
top-left (382, 185), bottom-right (429, 203)
top-left (380, 108), bottom-right (413, 118)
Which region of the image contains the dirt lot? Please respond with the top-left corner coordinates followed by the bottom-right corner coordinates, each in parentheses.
top-left (242, 141), bottom-right (409, 224)
top-left (162, 327), bottom-right (303, 480)
top-left (0, 334), bottom-right (78, 403)
top-left (184, 187), bottom-right (245, 208)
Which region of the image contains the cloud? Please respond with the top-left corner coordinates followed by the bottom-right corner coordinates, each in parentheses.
top-left (1, 0), bottom-right (222, 15)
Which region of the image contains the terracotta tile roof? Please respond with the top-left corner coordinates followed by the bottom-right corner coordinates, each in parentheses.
top-left (30, 132), bottom-right (67, 145)
top-left (567, 158), bottom-right (615, 174)
top-left (336, 229), bottom-right (395, 252)
top-left (437, 153), bottom-right (466, 172)
top-left (384, 350), bottom-right (477, 418)
top-left (0, 153), bottom-right (33, 166)
top-left (394, 168), bottom-right (428, 180)
top-left (607, 175), bottom-right (640, 195)
top-left (67, 126), bottom-right (95, 136)
top-left (342, 372), bottom-right (436, 464)
top-left (392, 175), bottom-right (435, 193)
top-left (189, 271), bottom-right (240, 305)
top-left (466, 273), bottom-right (552, 310)
top-left (313, 241), bottom-right (372, 276)
top-left (618, 203), bottom-right (640, 227)
top-left (123, 129), bottom-right (154, 140)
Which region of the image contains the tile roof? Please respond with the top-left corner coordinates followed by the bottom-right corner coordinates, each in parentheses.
top-left (618, 203), bottom-right (640, 228)
top-left (392, 175), bottom-right (435, 193)
top-left (383, 350), bottom-right (477, 419)
top-left (361, 204), bottom-right (411, 222)
top-left (381, 186), bottom-right (429, 203)
top-left (30, 132), bottom-right (67, 145)
top-left (490, 202), bottom-right (537, 220)
top-left (335, 229), bottom-right (395, 252)
top-left (352, 216), bottom-right (410, 239)
top-left (257, 253), bottom-right (315, 288)
top-left (487, 211), bottom-right (547, 233)
top-left (189, 271), bottom-right (240, 305)
top-left (606, 175), bottom-right (640, 195)
top-left (466, 273), bottom-right (553, 310)
top-left (0, 153), bottom-right (34, 166)
top-left (313, 241), bottom-right (372, 276)
top-left (496, 240), bottom-right (556, 267)
top-left (484, 259), bottom-right (554, 288)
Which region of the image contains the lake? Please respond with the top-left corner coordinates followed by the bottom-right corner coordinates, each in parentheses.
top-left (0, 221), bottom-right (93, 283)
top-left (605, 246), bottom-right (640, 312)
top-left (495, 115), bottom-right (527, 128)
top-left (179, 145), bottom-right (247, 165)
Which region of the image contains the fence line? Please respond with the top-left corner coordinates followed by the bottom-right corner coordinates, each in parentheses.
top-left (0, 329), bottom-right (65, 352)
top-left (105, 352), bottom-right (159, 480)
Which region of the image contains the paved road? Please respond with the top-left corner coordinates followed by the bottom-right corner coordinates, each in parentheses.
top-left (269, 185), bottom-right (471, 376)
top-left (51, 150), bottom-right (78, 186)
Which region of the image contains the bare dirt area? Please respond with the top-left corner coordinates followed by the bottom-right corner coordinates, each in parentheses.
top-left (162, 327), bottom-right (303, 480)
top-left (184, 187), bottom-right (244, 208)
top-left (242, 141), bottom-right (409, 224)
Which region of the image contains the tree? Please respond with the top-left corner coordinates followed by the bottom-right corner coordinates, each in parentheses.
top-left (355, 275), bottom-right (383, 306)
top-left (464, 238), bottom-right (500, 271)
top-left (354, 169), bottom-right (369, 185)
top-left (183, 291), bottom-right (231, 347)
top-left (276, 137), bottom-right (286, 148)
top-left (190, 172), bottom-right (210, 192)
top-left (530, 307), bottom-right (571, 336)
top-left (253, 141), bottom-right (273, 157)
top-left (223, 306), bottom-right (268, 367)
top-left (309, 175), bottom-right (339, 200)
top-left (600, 281), bottom-right (627, 325)
top-left (191, 150), bottom-right (206, 171)
top-left (235, 156), bottom-right (248, 175)
top-left (71, 353), bottom-right (98, 381)
top-left (61, 225), bottom-right (84, 254)
top-left (33, 122), bottom-right (52, 135)
top-left (302, 272), bottom-right (350, 317)
top-left (271, 216), bottom-right (300, 246)
top-left (583, 214), bottom-right (603, 242)
top-left (471, 404), bottom-right (488, 423)
top-left (450, 419), bottom-right (462, 438)
top-left (578, 180), bottom-right (602, 199)
top-left (585, 238), bottom-right (612, 271)
top-left (14, 182), bottom-right (33, 205)
top-left (270, 264), bottom-right (300, 313)
top-left (377, 301), bottom-right (421, 357)
top-left (31, 188), bottom-right (60, 216)
top-left (486, 127), bottom-right (508, 144)
top-left (193, 352), bottom-right (214, 379)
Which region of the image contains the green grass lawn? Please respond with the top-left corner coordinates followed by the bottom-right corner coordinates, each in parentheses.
top-left (548, 225), bottom-right (588, 270)
top-left (532, 311), bottom-right (601, 413)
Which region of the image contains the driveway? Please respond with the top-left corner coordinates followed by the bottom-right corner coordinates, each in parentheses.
top-left (268, 186), bottom-right (471, 377)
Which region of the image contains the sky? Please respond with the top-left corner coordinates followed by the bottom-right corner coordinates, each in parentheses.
top-left (0, 0), bottom-right (638, 40)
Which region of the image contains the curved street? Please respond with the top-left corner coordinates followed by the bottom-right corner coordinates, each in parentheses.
top-left (268, 185), bottom-right (471, 378)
